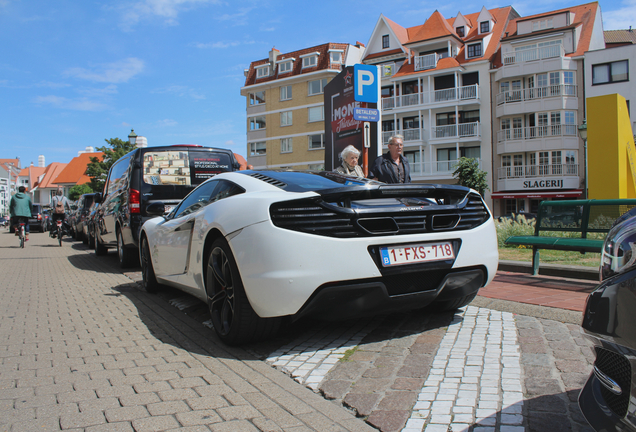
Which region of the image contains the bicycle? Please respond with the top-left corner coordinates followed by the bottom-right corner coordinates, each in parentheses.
top-left (55, 219), bottom-right (64, 247)
top-left (15, 220), bottom-right (26, 248)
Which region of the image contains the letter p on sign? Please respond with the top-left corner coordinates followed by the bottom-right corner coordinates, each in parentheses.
top-left (354, 64), bottom-right (378, 103)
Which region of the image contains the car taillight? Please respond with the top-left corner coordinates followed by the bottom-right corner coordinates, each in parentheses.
top-left (38, 214), bottom-right (41, 221)
top-left (129, 189), bottom-right (141, 214)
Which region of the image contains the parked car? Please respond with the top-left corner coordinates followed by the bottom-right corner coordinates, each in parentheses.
top-left (579, 212), bottom-right (636, 431)
top-left (28, 204), bottom-right (46, 232)
top-left (84, 202), bottom-right (99, 247)
top-left (139, 170), bottom-right (499, 345)
top-left (0, 216), bottom-right (9, 227)
top-left (72, 193), bottom-right (98, 242)
top-left (93, 145), bottom-right (241, 268)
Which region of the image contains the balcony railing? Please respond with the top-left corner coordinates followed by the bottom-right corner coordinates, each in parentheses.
top-left (497, 124), bottom-right (578, 142)
top-left (382, 128), bottom-right (423, 144)
top-left (382, 84), bottom-right (479, 110)
top-left (410, 158), bottom-right (482, 176)
top-left (502, 44), bottom-right (564, 65)
top-left (414, 53), bottom-right (440, 71)
top-left (432, 121), bottom-right (480, 139)
top-left (496, 84), bottom-right (577, 105)
top-left (497, 164), bottom-right (579, 180)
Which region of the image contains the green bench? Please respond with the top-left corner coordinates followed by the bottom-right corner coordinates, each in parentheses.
top-left (504, 199), bottom-right (636, 275)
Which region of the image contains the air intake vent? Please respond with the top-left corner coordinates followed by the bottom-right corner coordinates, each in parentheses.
top-left (595, 347), bottom-right (631, 418)
top-left (249, 173), bottom-right (287, 188)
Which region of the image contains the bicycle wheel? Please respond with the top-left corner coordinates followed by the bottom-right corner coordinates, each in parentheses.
top-left (20, 227), bottom-right (25, 248)
top-left (58, 226), bottom-right (62, 247)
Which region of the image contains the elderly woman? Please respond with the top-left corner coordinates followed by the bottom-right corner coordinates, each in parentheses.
top-left (335, 145), bottom-right (365, 178)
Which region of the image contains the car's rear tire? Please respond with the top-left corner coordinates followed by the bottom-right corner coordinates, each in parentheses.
top-left (205, 238), bottom-right (280, 346)
top-left (94, 228), bottom-right (107, 256)
top-left (88, 228), bottom-right (95, 249)
top-left (140, 237), bottom-right (159, 293)
top-left (431, 293), bottom-right (478, 312)
top-left (117, 230), bottom-right (136, 268)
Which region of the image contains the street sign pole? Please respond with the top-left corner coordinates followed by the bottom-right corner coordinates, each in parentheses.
top-left (363, 122), bottom-right (370, 176)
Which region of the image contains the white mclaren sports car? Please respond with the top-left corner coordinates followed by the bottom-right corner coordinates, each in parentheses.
top-left (140, 170), bottom-right (498, 345)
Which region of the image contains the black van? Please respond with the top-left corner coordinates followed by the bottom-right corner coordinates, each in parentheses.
top-left (72, 193), bottom-right (98, 243)
top-left (93, 145), bottom-right (240, 268)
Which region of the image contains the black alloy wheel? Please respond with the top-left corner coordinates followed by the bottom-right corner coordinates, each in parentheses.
top-left (140, 237), bottom-right (159, 293)
top-left (117, 230), bottom-right (135, 268)
top-left (205, 238), bottom-right (279, 346)
top-left (94, 227), bottom-right (107, 256)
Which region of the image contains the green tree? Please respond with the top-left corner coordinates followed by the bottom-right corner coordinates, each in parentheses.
top-left (68, 183), bottom-right (93, 200)
top-left (452, 157), bottom-right (489, 196)
top-left (86, 137), bottom-right (136, 192)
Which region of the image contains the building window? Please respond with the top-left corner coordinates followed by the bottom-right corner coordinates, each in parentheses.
top-left (308, 163), bottom-right (324, 171)
top-left (480, 21), bottom-right (489, 33)
top-left (249, 91), bottom-right (265, 106)
top-left (249, 116), bottom-right (266, 130)
top-left (308, 106), bottom-right (324, 122)
top-left (456, 26), bottom-right (465, 37)
top-left (279, 61), bottom-right (292, 73)
top-left (281, 138), bottom-right (292, 153)
top-left (330, 51), bottom-right (342, 63)
top-left (592, 60), bottom-right (629, 85)
top-left (467, 43), bottom-right (482, 58)
top-left (302, 56), bottom-right (317, 68)
top-left (256, 66), bottom-right (269, 78)
top-left (281, 111), bottom-right (292, 127)
top-left (308, 134), bottom-right (324, 150)
top-left (382, 35), bottom-right (390, 49)
top-left (532, 18), bottom-right (553, 31)
top-left (308, 78), bottom-right (328, 96)
top-left (250, 142), bottom-right (266, 156)
top-left (280, 85), bottom-right (292, 101)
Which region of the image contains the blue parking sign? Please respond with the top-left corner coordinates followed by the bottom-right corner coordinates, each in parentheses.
top-left (354, 64), bottom-right (378, 103)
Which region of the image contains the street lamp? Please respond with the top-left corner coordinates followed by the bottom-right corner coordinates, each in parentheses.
top-left (128, 129), bottom-right (138, 146)
top-left (578, 119), bottom-right (588, 198)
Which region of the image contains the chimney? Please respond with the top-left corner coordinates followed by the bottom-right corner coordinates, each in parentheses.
top-left (269, 47), bottom-right (280, 66)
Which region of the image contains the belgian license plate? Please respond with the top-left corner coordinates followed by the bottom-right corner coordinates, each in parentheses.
top-left (380, 242), bottom-right (455, 267)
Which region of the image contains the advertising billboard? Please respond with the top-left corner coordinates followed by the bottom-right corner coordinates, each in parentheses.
top-left (324, 66), bottom-right (379, 172)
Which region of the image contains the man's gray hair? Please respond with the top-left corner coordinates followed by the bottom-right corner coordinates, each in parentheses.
top-left (340, 145), bottom-right (361, 160)
top-left (388, 135), bottom-right (404, 145)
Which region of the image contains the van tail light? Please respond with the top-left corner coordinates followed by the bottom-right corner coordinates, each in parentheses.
top-left (38, 214), bottom-right (42, 221)
top-left (129, 189), bottom-right (141, 214)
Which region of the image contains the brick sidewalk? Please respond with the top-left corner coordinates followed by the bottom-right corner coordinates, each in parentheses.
top-left (0, 232), bottom-right (374, 432)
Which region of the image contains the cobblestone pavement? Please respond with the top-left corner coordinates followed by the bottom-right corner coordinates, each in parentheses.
top-left (1, 231), bottom-right (598, 432)
top-left (0, 232), bottom-right (374, 431)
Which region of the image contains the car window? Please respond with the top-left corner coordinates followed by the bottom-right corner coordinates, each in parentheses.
top-left (209, 181), bottom-right (244, 203)
top-left (172, 180), bottom-right (245, 219)
top-left (106, 156), bottom-right (131, 196)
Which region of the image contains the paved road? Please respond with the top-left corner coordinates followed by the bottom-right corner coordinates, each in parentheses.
top-left (1, 231), bottom-right (597, 431)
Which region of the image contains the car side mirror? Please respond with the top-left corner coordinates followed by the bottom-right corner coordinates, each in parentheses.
top-left (146, 202), bottom-right (167, 217)
top-left (94, 193), bottom-right (102, 204)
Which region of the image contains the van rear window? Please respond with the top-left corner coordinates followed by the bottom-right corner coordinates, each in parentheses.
top-left (142, 150), bottom-right (232, 186)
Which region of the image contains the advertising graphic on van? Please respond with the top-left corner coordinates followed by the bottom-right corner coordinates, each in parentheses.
top-left (142, 150), bottom-right (232, 186)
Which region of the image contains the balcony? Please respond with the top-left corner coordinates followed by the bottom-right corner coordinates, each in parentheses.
top-left (497, 124), bottom-right (578, 143)
top-left (498, 164), bottom-right (579, 180)
top-left (432, 122), bottom-right (480, 140)
top-left (381, 84), bottom-right (480, 111)
top-left (502, 44), bottom-right (564, 66)
top-left (382, 128), bottom-right (423, 144)
top-left (414, 53), bottom-right (440, 71)
top-left (410, 158), bottom-right (483, 177)
top-left (496, 84), bottom-right (577, 105)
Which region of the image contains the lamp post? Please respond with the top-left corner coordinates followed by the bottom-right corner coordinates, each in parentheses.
top-left (578, 119), bottom-right (588, 199)
top-left (128, 129), bottom-right (138, 147)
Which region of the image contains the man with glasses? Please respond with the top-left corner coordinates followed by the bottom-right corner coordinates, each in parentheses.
top-left (368, 135), bottom-right (411, 183)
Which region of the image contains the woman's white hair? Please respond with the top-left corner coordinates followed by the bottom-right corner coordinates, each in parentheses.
top-left (340, 145), bottom-right (360, 160)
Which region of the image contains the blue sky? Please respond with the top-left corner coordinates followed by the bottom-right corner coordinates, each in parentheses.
top-left (1, 0), bottom-right (633, 168)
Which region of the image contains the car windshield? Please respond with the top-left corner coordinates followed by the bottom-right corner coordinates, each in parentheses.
top-left (241, 170), bottom-right (380, 192)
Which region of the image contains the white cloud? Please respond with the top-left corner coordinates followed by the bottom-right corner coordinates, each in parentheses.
top-left (602, 0), bottom-right (636, 30)
top-left (120, 0), bottom-right (219, 27)
top-left (194, 41), bottom-right (240, 49)
top-left (64, 58), bottom-right (144, 84)
top-left (214, 7), bottom-right (253, 25)
top-left (224, 140), bottom-right (236, 146)
top-left (33, 95), bottom-right (109, 112)
top-left (152, 85), bottom-right (205, 100)
top-left (157, 119), bottom-right (178, 127)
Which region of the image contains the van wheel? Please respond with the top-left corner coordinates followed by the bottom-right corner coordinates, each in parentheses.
top-left (94, 228), bottom-right (107, 256)
top-left (88, 229), bottom-right (95, 249)
top-left (205, 239), bottom-right (280, 346)
top-left (117, 230), bottom-right (137, 268)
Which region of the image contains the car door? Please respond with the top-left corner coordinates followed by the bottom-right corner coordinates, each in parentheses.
top-left (153, 180), bottom-right (221, 277)
top-left (101, 156), bottom-right (131, 246)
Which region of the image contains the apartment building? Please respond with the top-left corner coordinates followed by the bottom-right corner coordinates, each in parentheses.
top-left (362, 7), bottom-right (519, 201)
top-left (585, 29), bottom-right (636, 132)
top-left (490, 2), bottom-right (605, 216)
top-left (241, 43), bottom-right (365, 170)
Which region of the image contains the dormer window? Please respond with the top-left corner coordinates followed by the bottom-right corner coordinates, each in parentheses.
top-left (255, 64), bottom-right (270, 78)
top-left (301, 52), bottom-right (320, 69)
top-left (329, 50), bottom-right (343, 63)
top-left (456, 26), bottom-right (465, 37)
top-left (480, 21), bottom-right (490, 33)
top-left (467, 43), bottom-right (483, 58)
top-left (532, 18), bottom-right (553, 31)
top-left (278, 59), bottom-right (294, 73)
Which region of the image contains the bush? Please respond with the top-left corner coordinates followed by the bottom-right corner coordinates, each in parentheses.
top-left (495, 214), bottom-right (535, 248)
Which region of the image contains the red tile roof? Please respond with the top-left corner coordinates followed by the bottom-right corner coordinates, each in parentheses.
top-left (407, 10), bottom-right (458, 45)
top-left (37, 163), bottom-right (68, 189)
top-left (0, 158), bottom-right (21, 168)
top-left (53, 152), bottom-right (103, 185)
top-left (502, 2), bottom-right (600, 58)
top-left (605, 29), bottom-right (636, 45)
top-left (18, 166), bottom-right (46, 192)
top-left (244, 43), bottom-right (354, 87)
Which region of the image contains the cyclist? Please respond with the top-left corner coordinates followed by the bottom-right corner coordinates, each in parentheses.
top-left (9, 186), bottom-right (33, 242)
top-left (50, 189), bottom-right (71, 238)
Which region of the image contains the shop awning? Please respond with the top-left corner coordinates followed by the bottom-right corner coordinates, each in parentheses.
top-left (491, 190), bottom-right (583, 199)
